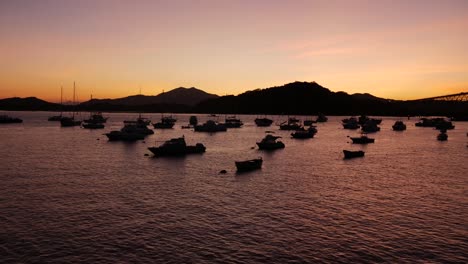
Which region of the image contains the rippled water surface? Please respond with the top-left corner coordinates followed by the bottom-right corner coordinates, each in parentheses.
top-left (1, 111), bottom-right (467, 263)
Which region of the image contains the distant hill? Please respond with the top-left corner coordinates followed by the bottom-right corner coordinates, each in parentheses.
top-left (0, 97), bottom-right (60, 111)
top-left (79, 87), bottom-right (218, 108)
top-left (1, 83), bottom-right (466, 117)
top-left (194, 81), bottom-right (395, 115)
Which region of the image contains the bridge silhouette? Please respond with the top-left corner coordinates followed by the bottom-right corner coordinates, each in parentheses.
top-left (413, 92), bottom-right (468, 102)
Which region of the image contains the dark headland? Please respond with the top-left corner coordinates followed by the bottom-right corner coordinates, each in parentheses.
top-left (1, 82), bottom-right (466, 118)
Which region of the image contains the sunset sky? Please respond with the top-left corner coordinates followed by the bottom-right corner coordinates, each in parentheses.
top-left (1, 0), bottom-right (467, 102)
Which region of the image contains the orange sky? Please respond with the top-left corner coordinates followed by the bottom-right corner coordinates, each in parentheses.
top-left (1, 0), bottom-right (467, 102)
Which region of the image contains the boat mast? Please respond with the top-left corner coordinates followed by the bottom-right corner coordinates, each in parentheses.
top-left (73, 81), bottom-right (76, 119)
top-left (60, 86), bottom-right (63, 116)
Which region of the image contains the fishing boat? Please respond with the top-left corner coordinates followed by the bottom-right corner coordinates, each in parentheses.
top-left (343, 150), bottom-right (365, 159)
top-left (0, 115), bottom-right (23, 124)
top-left (148, 137), bottom-right (206, 156)
top-left (392, 121), bottom-right (407, 131)
top-left (256, 135), bottom-right (285, 150)
top-left (235, 158), bottom-right (263, 172)
top-left (350, 134), bottom-right (375, 144)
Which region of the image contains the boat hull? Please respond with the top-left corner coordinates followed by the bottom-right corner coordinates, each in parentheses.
top-left (235, 158), bottom-right (263, 172)
top-left (343, 150), bottom-right (365, 159)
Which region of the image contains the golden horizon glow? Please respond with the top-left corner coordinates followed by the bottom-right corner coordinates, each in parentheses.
top-left (1, 0), bottom-right (467, 102)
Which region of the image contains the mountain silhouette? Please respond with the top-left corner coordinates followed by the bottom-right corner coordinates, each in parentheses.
top-left (0, 97), bottom-right (60, 111)
top-left (194, 81), bottom-right (395, 115)
top-left (80, 87), bottom-right (218, 107)
top-left (1, 82), bottom-right (466, 117)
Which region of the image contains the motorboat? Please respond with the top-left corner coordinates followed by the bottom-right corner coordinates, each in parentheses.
top-left (358, 115), bottom-right (382, 125)
top-left (82, 122), bottom-right (105, 129)
top-left (350, 135), bottom-right (375, 144)
top-left (194, 120), bottom-right (227, 132)
top-left (392, 121), bottom-right (407, 131)
top-left (124, 114), bottom-right (151, 126)
top-left (235, 158), bottom-right (263, 172)
top-left (291, 126), bottom-right (317, 139)
top-left (224, 116), bottom-right (243, 128)
top-left (148, 137), bottom-right (206, 156)
top-left (153, 116), bottom-right (175, 129)
top-left (121, 123), bottom-right (154, 135)
top-left (0, 115), bottom-right (23, 124)
top-left (343, 150), bottom-right (365, 159)
top-left (105, 123), bottom-right (151, 141)
top-left (105, 130), bottom-right (145, 141)
top-left (316, 113), bottom-right (328, 122)
top-left (84, 112), bottom-right (108, 123)
top-left (255, 117), bottom-right (273, 127)
top-left (303, 118), bottom-right (316, 126)
top-left (414, 117), bottom-right (454, 130)
top-left (361, 121), bottom-right (380, 133)
top-left (60, 116), bottom-right (82, 127)
top-left (279, 118), bottom-right (302, 130)
top-left (256, 135), bottom-right (285, 150)
top-left (342, 117), bottom-right (360, 129)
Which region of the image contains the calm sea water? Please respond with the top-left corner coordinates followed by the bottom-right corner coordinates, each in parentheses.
top-left (1, 111), bottom-right (467, 263)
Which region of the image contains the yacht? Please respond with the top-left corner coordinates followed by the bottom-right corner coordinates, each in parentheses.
top-left (148, 137), bottom-right (206, 156)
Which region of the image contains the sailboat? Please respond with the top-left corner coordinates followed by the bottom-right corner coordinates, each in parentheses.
top-left (60, 82), bottom-right (82, 127)
top-left (48, 86), bottom-right (63, 121)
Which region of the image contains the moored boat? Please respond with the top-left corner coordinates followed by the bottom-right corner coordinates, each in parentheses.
top-left (235, 158), bottom-right (263, 172)
top-left (194, 120), bottom-right (227, 132)
top-left (392, 121), bottom-right (407, 131)
top-left (343, 150), bottom-right (365, 159)
top-left (342, 117), bottom-right (360, 129)
top-left (84, 112), bottom-right (108, 123)
top-left (437, 131), bottom-right (448, 141)
top-left (60, 116), bottom-right (82, 127)
top-left (153, 116), bottom-right (175, 129)
top-left (224, 116), bottom-right (243, 128)
top-left (82, 122), bottom-right (105, 129)
top-left (148, 137), bottom-right (206, 156)
top-left (291, 126), bottom-right (317, 139)
top-left (255, 117), bottom-right (273, 127)
top-left (0, 115), bottom-right (23, 124)
top-left (316, 113), bottom-right (328, 122)
top-left (279, 118), bottom-right (302, 130)
top-left (105, 130), bottom-right (145, 141)
top-left (361, 121), bottom-right (380, 133)
top-left (350, 135), bottom-right (375, 144)
top-left (256, 135), bottom-right (285, 150)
